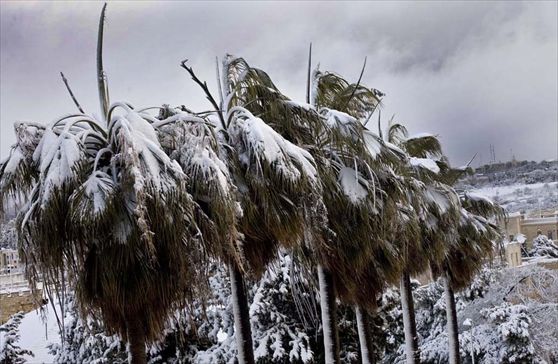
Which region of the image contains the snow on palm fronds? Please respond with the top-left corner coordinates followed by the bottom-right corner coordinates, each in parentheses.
top-left (3, 103), bottom-right (207, 343)
top-left (402, 133), bottom-right (443, 160)
top-left (227, 107), bottom-right (317, 185)
top-left (431, 168), bottom-right (503, 290)
top-left (155, 108), bottom-right (242, 268)
top-left (217, 56), bottom-right (326, 275)
top-left (311, 69), bottom-right (383, 121)
top-left (222, 55), bottom-right (320, 147)
top-left (445, 207), bottom-right (501, 289)
top-left (225, 106), bottom-right (321, 274)
top-left (0, 122), bottom-right (44, 207)
top-left (307, 66), bottom-right (407, 308)
top-left (461, 191), bottom-right (504, 219)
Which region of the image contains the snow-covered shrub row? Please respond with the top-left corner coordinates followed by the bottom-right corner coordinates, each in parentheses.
top-left (0, 312), bottom-right (34, 364)
top-left (44, 259), bottom-right (556, 363)
top-left (415, 265), bottom-right (556, 364)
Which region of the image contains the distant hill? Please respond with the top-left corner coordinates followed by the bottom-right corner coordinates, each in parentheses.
top-left (460, 160), bottom-right (557, 188)
top-left (459, 160), bottom-right (558, 214)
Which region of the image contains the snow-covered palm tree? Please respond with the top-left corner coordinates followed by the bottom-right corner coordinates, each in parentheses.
top-left (385, 123), bottom-right (465, 364)
top-left (218, 56), bottom-right (405, 363)
top-left (0, 7), bottom-right (208, 364)
top-left (0, 103), bottom-right (209, 364)
top-left (432, 166), bottom-right (503, 364)
top-left (167, 55), bottom-right (323, 363)
top-left (389, 123), bottom-right (503, 364)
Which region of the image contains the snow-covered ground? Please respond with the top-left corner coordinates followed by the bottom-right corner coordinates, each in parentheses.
top-left (0, 303), bottom-right (60, 363)
top-left (471, 181), bottom-right (558, 213)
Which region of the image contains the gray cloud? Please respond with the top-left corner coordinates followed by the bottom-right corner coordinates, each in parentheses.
top-left (1, 1), bottom-right (556, 166)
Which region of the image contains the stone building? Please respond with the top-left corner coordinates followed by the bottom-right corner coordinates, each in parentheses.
top-left (0, 248), bottom-right (20, 273)
top-left (503, 210), bottom-right (558, 249)
top-left (504, 242), bottom-right (522, 267)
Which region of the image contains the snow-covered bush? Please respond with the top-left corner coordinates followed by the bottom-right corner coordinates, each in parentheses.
top-left (0, 312), bottom-right (34, 364)
top-left (528, 234), bottom-right (558, 258)
top-left (249, 255), bottom-right (314, 363)
top-left (40, 262), bottom-right (555, 363)
top-left (462, 303), bottom-right (540, 364)
top-left (410, 265), bottom-right (550, 364)
top-left (48, 299), bottom-right (127, 364)
top-left (0, 218), bottom-right (17, 249)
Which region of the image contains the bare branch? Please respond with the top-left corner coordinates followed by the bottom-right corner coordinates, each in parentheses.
top-left (180, 59), bottom-right (226, 130)
top-left (60, 72), bottom-right (85, 114)
top-left (465, 153), bottom-right (478, 168)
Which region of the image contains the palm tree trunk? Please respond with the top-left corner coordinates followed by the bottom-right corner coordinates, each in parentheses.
top-left (444, 272), bottom-right (461, 364)
top-left (126, 317), bottom-right (146, 364)
top-left (355, 305), bottom-right (375, 364)
top-left (400, 269), bottom-right (420, 364)
top-left (318, 264), bottom-right (340, 364)
top-left (229, 263), bottom-right (255, 364)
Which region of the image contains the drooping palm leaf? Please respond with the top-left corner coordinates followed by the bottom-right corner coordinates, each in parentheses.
top-left (7, 104), bottom-right (207, 344)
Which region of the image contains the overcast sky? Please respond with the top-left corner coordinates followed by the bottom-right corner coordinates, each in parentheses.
top-left (1, 1), bottom-right (557, 166)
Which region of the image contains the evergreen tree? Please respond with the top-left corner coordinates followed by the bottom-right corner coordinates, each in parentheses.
top-left (0, 312), bottom-right (34, 364)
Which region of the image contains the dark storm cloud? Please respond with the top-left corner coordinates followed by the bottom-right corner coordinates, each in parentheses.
top-left (1, 1), bottom-right (556, 166)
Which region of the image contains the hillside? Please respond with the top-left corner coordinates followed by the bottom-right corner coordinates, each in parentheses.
top-left (458, 160), bottom-right (558, 213)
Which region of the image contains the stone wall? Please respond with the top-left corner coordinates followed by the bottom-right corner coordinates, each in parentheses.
top-left (0, 289), bottom-right (42, 324)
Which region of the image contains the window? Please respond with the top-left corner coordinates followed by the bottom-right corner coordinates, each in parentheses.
top-left (549, 230), bottom-right (554, 240)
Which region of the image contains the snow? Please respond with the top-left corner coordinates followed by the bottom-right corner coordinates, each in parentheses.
top-left (285, 100), bottom-right (314, 111)
top-left (2, 147), bottom-right (24, 177)
top-left (473, 182), bottom-right (557, 198)
top-left (79, 171), bottom-right (115, 215)
top-left (1, 306), bottom-right (60, 363)
top-left (405, 132), bottom-right (435, 141)
top-left (163, 118), bottom-right (232, 197)
top-left (33, 130), bottom-right (82, 204)
top-left (471, 181), bottom-right (558, 214)
top-left (322, 108), bottom-right (356, 127)
top-left (363, 130), bottom-right (383, 159)
top-left (465, 191), bottom-right (494, 205)
top-left (338, 167), bottom-right (368, 204)
top-left (385, 142), bottom-right (407, 157)
top-left (409, 157), bottom-right (440, 174)
top-left (424, 186), bottom-right (451, 213)
top-left (228, 107), bottom-right (317, 182)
